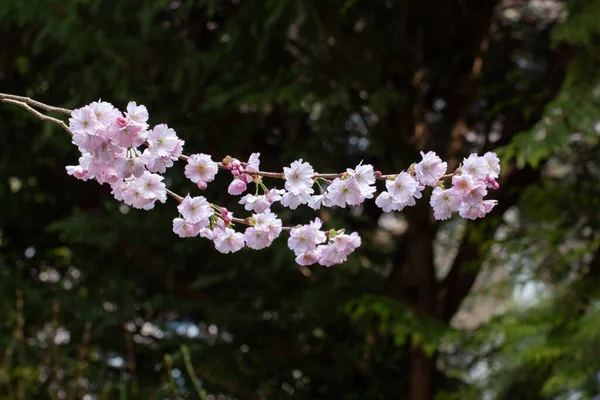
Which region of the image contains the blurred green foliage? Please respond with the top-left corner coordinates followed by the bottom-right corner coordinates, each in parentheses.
top-left (2, 1), bottom-right (600, 399)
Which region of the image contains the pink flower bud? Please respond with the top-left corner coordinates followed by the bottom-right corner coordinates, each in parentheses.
top-left (197, 180), bottom-right (208, 190)
top-left (231, 169), bottom-right (240, 176)
top-left (485, 175), bottom-right (500, 190)
top-left (374, 170), bottom-right (382, 177)
top-left (116, 116), bottom-right (128, 127)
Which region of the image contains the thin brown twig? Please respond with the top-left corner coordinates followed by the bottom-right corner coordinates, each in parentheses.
top-left (1, 98), bottom-right (72, 136)
top-left (0, 93), bottom-right (72, 115)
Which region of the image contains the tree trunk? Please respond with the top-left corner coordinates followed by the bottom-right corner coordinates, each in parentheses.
top-left (410, 348), bottom-right (436, 400)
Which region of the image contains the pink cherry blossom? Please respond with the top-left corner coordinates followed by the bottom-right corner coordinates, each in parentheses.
top-left (451, 174), bottom-right (474, 194)
top-left (347, 163), bottom-right (376, 199)
top-left (173, 218), bottom-right (202, 238)
top-left (375, 191), bottom-right (398, 212)
top-left (284, 159), bottom-right (314, 193)
top-left (177, 195), bottom-right (212, 225)
top-left (386, 172), bottom-right (419, 204)
top-left (243, 227), bottom-right (273, 250)
top-left (66, 165), bottom-right (90, 181)
top-left (458, 201), bottom-right (486, 220)
top-left (430, 187), bottom-right (462, 220)
top-left (147, 124), bottom-right (179, 157)
top-left (114, 156), bottom-right (145, 179)
top-left (462, 154), bottom-right (489, 181)
top-left (239, 194), bottom-right (270, 213)
top-left (462, 184), bottom-right (487, 205)
top-left (318, 232), bottom-right (361, 267)
top-left (288, 218), bottom-right (327, 255)
top-left (213, 228), bottom-right (245, 253)
top-left (136, 171), bottom-right (167, 202)
top-left (415, 151), bottom-right (447, 186)
top-left (246, 153), bottom-right (261, 173)
top-left (185, 153), bottom-right (219, 188)
top-left (483, 152), bottom-right (500, 179)
top-left (327, 177), bottom-right (362, 208)
top-left (228, 179), bottom-right (247, 195)
top-left (281, 190), bottom-right (312, 209)
top-left (296, 249), bottom-right (322, 266)
top-left (69, 107), bottom-right (100, 135)
top-left (125, 101), bottom-right (149, 125)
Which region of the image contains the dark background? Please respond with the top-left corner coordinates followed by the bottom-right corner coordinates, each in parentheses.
top-left (2, 1), bottom-right (600, 399)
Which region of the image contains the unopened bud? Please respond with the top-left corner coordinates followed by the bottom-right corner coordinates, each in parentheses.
top-left (485, 175), bottom-right (500, 190)
top-left (116, 116), bottom-right (128, 127)
top-left (197, 181), bottom-right (208, 190)
top-left (374, 170), bottom-right (382, 177)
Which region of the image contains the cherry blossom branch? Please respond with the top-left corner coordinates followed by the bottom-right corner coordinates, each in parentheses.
top-left (179, 153), bottom-right (459, 181)
top-left (1, 98), bottom-right (72, 136)
top-left (1, 93), bottom-right (500, 266)
top-left (0, 93), bottom-right (72, 115)
top-left (1, 92), bottom-right (456, 184)
top-left (167, 188), bottom-right (291, 231)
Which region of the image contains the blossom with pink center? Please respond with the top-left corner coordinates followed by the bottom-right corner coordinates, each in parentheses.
top-left (462, 154), bottom-right (489, 181)
top-left (228, 179), bottom-right (247, 195)
top-left (172, 218), bottom-right (202, 238)
top-left (185, 153), bottom-right (218, 188)
top-left (213, 228), bottom-right (245, 253)
top-left (451, 174), bottom-right (474, 194)
top-left (415, 151), bottom-right (447, 186)
top-left (430, 187), bottom-right (462, 220)
top-left (177, 195), bottom-right (212, 225)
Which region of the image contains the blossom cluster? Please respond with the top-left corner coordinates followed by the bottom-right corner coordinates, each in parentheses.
top-left (66, 101), bottom-right (184, 210)
top-left (64, 100), bottom-right (501, 267)
top-left (375, 151), bottom-right (500, 220)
